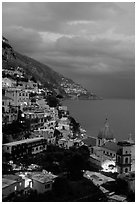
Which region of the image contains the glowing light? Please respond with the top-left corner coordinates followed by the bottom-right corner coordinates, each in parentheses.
top-left (101, 160), bottom-right (117, 173)
top-left (30, 181), bottom-right (33, 188)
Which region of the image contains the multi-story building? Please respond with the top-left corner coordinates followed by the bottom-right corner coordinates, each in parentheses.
top-left (17, 80), bottom-right (38, 93)
top-left (58, 138), bottom-right (83, 149)
top-left (2, 174), bottom-right (25, 201)
top-left (23, 171), bottom-right (57, 194)
top-left (3, 137), bottom-right (47, 159)
top-left (2, 95), bottom-right (14, 113)
top-left (5, 87), bottom-right (30, 107)
top-left (116, 141), bottom-right (132, 174)
top-left (2, 77), bottom-right (16, 88)
top-left (2, 95), bottom-right (18, 125)
top-left (23, 110), bottom-right (48, 130)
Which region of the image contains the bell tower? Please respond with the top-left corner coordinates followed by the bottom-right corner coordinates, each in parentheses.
top-left (116, 141), bottom-right (132, 174)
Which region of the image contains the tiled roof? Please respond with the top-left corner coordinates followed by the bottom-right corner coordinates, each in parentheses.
top-left (30, 171), bottom-right (57, 184)
top-left (102, 141), bottom-right (118, 152)
top-left (2, 178), bottom-right (16, 189)
top-left (3, 137), bottom-right (45, 146)
top-left (82, 137), bottom-right (97, 147)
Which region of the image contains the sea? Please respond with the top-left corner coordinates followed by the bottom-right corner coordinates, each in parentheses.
top-left (63, 99), bottom-right (135, 142)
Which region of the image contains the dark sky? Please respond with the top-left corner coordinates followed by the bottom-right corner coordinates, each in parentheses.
top-left (2, 2), bottom-right (135, 99)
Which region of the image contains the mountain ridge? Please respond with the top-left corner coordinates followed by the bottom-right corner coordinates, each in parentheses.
top-left (2, 36), bottom-right (99, 99)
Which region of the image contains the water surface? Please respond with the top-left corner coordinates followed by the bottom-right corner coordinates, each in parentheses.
top-left (63, 99), bottom-right (135, 141)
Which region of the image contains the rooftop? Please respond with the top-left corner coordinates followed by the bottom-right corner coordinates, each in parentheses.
top-left (117, 141), bottom-right (132, 146)
top-left (3, 137), bottom-right (45, 146)
top-left (108, 194), bottom-right (127, 202)
top-left (28, 171), bottom-right (57, 184)
top-left (83, 137), bottom-right (96, 147)
top-left (3, 174), bottom-right (22, 182)
top-left (2, 178), bottom-right (16, 189)
top-left (84, 171), bottom-right (115, 186)
top-left (102, 141), bottom-right (118, 152)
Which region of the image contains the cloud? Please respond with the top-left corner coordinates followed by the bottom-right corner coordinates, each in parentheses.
top-left (2, 2), bottom-right (135, 98)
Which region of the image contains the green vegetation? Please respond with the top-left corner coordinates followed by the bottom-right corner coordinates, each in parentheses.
top-left (46, 95), bottom-right (60, 107)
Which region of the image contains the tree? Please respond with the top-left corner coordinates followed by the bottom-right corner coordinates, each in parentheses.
top-left (67, 152), bottom-right (85, 180)
top-left (53, 177), bottom-right (70, 196)
top-left (30, 76), bottom-right (37, 83)
top-left (69, 116), bottom-right (80, 135)
top-left (78, 145), bottom-right (90, 161)
top-left (46, 95), bottom-right (60, 107)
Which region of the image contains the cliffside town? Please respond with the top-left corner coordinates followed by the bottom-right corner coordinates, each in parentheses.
top-left (2, 36), bottom-right (99, 100)
top-left (2, 36), bottom-right (134, 202)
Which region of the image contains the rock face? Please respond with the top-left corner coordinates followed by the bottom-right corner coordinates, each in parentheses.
top-left (2, 36), bottom-right (99, 99)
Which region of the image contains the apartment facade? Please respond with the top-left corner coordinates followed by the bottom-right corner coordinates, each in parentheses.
top-left (3, 137), bottom-right (47, 159)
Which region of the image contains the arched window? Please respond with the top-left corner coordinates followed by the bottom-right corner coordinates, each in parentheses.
top-left (125, 157), bottom-right (128, 164)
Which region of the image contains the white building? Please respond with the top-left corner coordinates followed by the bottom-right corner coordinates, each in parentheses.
top-left (28, 171), bottom-right (57, 194)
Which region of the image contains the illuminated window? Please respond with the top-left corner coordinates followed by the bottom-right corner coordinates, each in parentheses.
top-left (20, 182), bottom-right (22, 186)
top-left (15, 186), bottom-right (17, 191)
top-left (30, 181), bottom-right (33, 188)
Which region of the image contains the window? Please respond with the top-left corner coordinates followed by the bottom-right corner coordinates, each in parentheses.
top-left (2, 101), bottom-right (4, 105)
top-left (125, 157), bottom-right (128, 164)
top-left (125, 151), bottom-right (128, 154)
top-left (15, 186), bottom-right (17, 191)
top-left (125, 168), bottom-right (128, 173)
top-left (7, 147), bottom-right (9, 150)
top-left (110, 153), bottom-right (112, 156)
top-left (117, 156), bottom-right (121, 163)
top-left (98, 140), bottom-right (100, 146)
top-left (103, 151), bottom-right (105, 154)
top-left (20, 182), bottom-right (22, 186)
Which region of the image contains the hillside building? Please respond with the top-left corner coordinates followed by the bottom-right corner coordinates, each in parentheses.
top-left (5, 87), bottom-right (30, 107)
top-left (116, 141), bottom-right (132, 174)
top-left (3, 137), bottom-right (47, 159)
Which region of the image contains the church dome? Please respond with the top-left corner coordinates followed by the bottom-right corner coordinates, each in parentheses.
top-left (98, 119), bottom-right (114, 140)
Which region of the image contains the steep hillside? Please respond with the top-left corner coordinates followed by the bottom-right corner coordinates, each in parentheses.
top-left (2, 36), bottom-right (99, 99)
